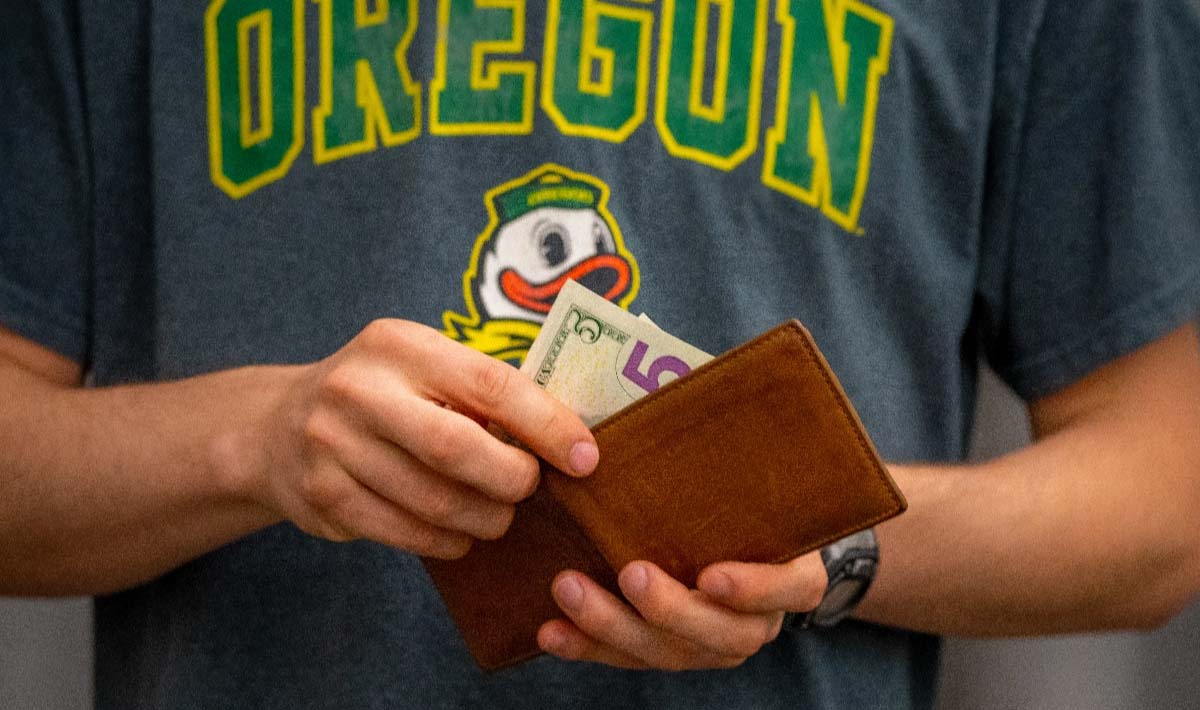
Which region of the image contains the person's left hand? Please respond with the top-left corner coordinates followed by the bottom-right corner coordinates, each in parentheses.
top-left (536, 553), bottom-right (828, 670)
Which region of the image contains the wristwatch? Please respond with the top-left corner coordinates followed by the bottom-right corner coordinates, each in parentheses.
top-left (788, 529), bottom-right (879, 629)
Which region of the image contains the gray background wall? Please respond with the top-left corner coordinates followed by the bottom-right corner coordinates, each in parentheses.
top-left (2, 365), bottom-right (1198, 709)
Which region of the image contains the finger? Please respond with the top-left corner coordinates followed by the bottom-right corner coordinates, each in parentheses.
top-left (696, 553), bottom-right (828, 614)
top-left (540, 616), bottom-right (747, 671)
top-left (537, 620), bottom-right (649, 669)
top-left (328, 369), bottom-right (542, 503)
top-left (617, 561), bottom-right (777, 658)
top-left (548, 571), bottom-right (743, 671)
top-left (539, 619), bottom-right (747, 670)
top-left (317, 417), bottom-right (516, 540)
top-left (295, 462), bottom-right (472, 558)
top-left (399, 327), bottom-right (598, 477)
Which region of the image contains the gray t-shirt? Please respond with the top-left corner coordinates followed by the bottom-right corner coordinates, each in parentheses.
top-left (3, 1), bottom-right (1198, 708)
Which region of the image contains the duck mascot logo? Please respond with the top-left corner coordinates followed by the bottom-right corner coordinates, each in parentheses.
top-left (441, 164), bottom-right (640, 364)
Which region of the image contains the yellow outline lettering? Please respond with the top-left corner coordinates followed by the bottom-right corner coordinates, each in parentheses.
top-left (577, 3), bottom-right (615, 97)
top-left (430, 0), bottom-right (537, 136)
top-left (654, 0), bottom-right (769, 172)
top-left (761, 0), bottom-right (893, 233)
top-left (355, 0), bottom-right (387, 24)
top-left (542, 0), bottom-right (653, 143)
top-left (205, 0), bottom-right (306, 199)
top-left (312, 0), bottom-right (421, 165)
top-left (237, 11), bottom-right (274, 148)
top-left (687, 0), bottom-right (733, 122)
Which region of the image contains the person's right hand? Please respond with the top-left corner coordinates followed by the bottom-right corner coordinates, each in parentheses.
top-left (225, 319), bottom-right (598, 558)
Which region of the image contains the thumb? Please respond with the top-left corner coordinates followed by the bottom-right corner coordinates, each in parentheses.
top-left (696, 553), bottom-right (828, 613)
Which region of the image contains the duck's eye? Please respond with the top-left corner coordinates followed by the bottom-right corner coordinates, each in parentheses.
top-left (539, 229), bottom-right (568, 267)
top-left (593, 221), bottom-right (610, 253)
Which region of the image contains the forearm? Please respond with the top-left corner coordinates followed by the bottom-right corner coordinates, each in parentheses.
top-left (0, 364), bottom-right (287, 596)
top-left (858, 416), bottom-right (1200, 635)
top-left (0, 317), bottom-right (601, 596)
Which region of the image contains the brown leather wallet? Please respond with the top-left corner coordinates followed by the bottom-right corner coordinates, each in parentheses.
top-left (422, 320), bottom-right (906, 671)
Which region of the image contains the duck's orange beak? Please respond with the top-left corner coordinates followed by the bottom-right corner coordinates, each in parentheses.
top-left (499, 254), bottom-right (632, 314)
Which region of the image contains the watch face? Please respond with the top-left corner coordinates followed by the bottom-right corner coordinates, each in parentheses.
top-left (809, 531), bottom-right (879, 627)
top-left (821, 578), bottom-right (867, 612)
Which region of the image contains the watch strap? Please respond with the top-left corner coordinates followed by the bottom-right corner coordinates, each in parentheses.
top-left (793, 529), bottom-right (879, 629)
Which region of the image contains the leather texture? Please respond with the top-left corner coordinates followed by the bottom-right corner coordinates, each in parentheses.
top-left (422, 485), bottom-right (619, 670)
top-left (422, 320), bottom-right (906, 671)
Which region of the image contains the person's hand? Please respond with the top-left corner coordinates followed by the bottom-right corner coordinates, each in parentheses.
top-left (536, 554), bottom-right (828, 669)
top-left (227, 319), bottom-right (598, 558)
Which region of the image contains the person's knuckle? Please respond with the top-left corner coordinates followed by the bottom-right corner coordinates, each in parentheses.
top-left (402, 320), bottom-right (443, 348)
top-left (635, 593), bottom-right (678, 628)
top-left (423, 486), bottom-right (466, 524)
top-left (499, 456), bottom-right (540, 502)
top-left (319, 364), bottom-right (364, 407)
top-left (535, 404), bottom-right (571, 441)
top-left (471, 359), bottom-right (514, 411)
top-left (298, 471), bottom-right (336, 509)
top-left (477, 504), bottom-right (515, 541)
top-left (421, 417), bottom-right (469, 471)
top-left (359, 318), bottom-right (407, 350)
top-left (518, 460), bottom-right (542, 498)
top-left (300, 410), bottom-right (341, 455)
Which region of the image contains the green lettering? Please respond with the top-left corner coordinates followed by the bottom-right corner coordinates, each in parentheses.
top-left (762, 0), bottom-right (893, 232)
top-left (542, 0), bottom-right (653, 142)
top-left (313, 0), bottom-right (421, 163)
top-left (655, 0), bottom-right (769, 170)
top-left (430, 0), bottom-right (535, 134)
top-left (205, 0), bottom-right (304, 198)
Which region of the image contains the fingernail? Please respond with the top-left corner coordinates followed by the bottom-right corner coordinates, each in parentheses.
top-left (622, 563), bottom-right (649, 597)
top-left (555, 576), bottom-right (584, 611)
top-left (702, 571), bottom-right (735, 600)
top-left (569, 441), bottom-right (599, 476)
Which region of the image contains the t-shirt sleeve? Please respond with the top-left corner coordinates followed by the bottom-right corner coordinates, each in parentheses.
top-left (0, 2), bottom-right (92, 364)
top-left (975, 1), bottom-right (1200, 401)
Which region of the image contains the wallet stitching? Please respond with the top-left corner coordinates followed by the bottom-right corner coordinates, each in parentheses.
top-left (765, 507), bottom-right (900, 568)
top-left (588, 321), bottom-right (904, 514)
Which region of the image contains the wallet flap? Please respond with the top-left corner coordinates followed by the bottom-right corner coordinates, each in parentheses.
top-left (543, 320), bottom-right (906, 586)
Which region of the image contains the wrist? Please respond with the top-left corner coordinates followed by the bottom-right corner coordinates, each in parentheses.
top-left (205, 365), bottom-right (299, 519)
